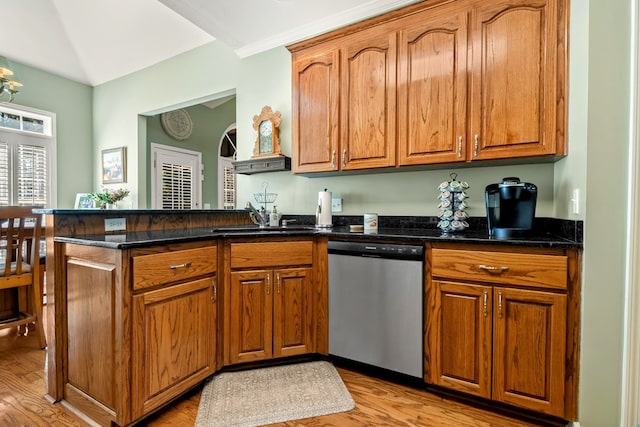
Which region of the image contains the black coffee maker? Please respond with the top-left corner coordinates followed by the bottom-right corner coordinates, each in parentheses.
top-left (485, 177), bottom-right (537, 238)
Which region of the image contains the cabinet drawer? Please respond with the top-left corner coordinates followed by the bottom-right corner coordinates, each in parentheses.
top-left (230, 241), bottom-right (313, 269)
top-left (133, 246), bottom-right (217, 290)
top-left (431, 249), bottom-right (567, 290)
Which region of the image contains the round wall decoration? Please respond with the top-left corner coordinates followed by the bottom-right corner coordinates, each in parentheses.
top-left (160, 109), bottom-right (193, 141)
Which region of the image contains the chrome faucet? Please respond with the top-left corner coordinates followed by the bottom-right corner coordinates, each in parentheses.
top-left (246, 202), bottom-right (268, 227)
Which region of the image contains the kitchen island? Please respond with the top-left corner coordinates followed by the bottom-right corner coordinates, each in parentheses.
top-left (40, 209), bottom-right (582, 426)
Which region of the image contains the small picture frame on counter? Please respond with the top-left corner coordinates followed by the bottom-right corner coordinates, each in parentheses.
top-left (75, 193), bottom-right (95, 209)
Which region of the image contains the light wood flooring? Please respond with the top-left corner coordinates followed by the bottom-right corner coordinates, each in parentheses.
top-left (1, 324), bottom-right (560, 427)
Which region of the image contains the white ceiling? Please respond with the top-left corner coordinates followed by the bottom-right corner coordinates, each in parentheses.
top-left (0, 0), bottom-right (421, 87)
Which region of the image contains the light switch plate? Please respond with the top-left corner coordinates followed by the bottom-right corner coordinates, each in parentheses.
top-left (105, 217), bottom-right (126, 233)
top-left (332, 197), bottom-right (343, 212)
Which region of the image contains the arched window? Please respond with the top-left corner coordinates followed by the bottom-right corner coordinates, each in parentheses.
top-left (218, 123), bottom-right (236, 209)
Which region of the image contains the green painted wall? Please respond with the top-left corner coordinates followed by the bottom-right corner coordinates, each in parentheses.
top-left (146, 98), bottom-right (236, 208)
top-left (93, 42), bottom-right (242, 207)
top-left (579, 0), bottom-right (631, 425)
top-left (2, 61), bottom-right (93, 208)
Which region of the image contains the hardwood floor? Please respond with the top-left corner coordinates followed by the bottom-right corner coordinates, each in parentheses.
top-left (1, 325), bottom-right (558, 427)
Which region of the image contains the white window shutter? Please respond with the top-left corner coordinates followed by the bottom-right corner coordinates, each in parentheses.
top-left (161, 162), bottom-right (193, 209)
top-left (223, 164), bottom-right (235, 210)
top-left (17, 144), bottom-right (47, 206)
top-left (0, 142), bottom-right (10, 206)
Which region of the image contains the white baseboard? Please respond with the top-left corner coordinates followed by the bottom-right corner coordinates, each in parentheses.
top-left (566, 422), bottom-right (580, 427)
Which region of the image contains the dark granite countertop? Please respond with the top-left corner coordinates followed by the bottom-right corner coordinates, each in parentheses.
top-left (53, 215), bottom-right (582, 250)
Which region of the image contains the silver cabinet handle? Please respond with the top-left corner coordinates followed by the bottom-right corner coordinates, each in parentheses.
top-left (170, 262), bottom-right (192, 269)
top-left (498, 291), bottom-right (503, 319)
top-left (276, 273), bottom-right (281, 294)
top-left (266, 273), bottom-right (271, 295)
top-left (474, 134), bottom-right (479, 157)
top-left (211, 278), bottom-right (217, 303)
top-left (458, 136), bottom-right (463, 158)
top-left (478, 264), bottom-right (509, 273)
top-left (342, 149), bottom-right (347, 168)
top-left (483, 291), bottom-right (488, 318)
top-left (331, 150), bottom-right (336, 169)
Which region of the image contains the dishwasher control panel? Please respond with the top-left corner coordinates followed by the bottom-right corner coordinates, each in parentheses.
top-left (328, 241), bottom-right (424, 261)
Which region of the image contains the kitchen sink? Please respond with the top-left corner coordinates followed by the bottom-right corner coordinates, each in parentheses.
top-left (211, 224), bottom-right (317, 233)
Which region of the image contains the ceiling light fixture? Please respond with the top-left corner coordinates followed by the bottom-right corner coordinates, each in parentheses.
top-left (0, 56), bottom-right (22, 103)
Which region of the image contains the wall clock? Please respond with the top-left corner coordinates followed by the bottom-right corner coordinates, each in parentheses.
top-left (252, 105), bottom-right (282, 158)
top-left (161, 109), bottom-right (193, 141)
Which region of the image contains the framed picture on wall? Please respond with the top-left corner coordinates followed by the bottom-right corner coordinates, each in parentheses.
top-left (102, 147), bottom-right (127, 183)
top-left (75, 193), bottom-right (95, 209)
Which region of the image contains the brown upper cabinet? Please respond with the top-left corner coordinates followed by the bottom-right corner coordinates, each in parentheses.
top-left (288, 0), bottom-right (567, 173)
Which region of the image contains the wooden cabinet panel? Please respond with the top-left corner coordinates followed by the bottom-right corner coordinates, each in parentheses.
top-left (292, 49), bottom-right (340, 173)
top-left (469, 0), bottom-right (559, 160)
top-left (431, 248), bottom-right (567, 290)
top-left (398, 4), bottom-right (469, 165)
top-left (227, 239), bottom-right (316, 365)
top-left (230, 241), bottom-right (313, 269)
top-left (273, 267), bottom-right (313, 357)
top-left (492, 287), bottom-right (566, 417)
top-left (132, 246), bottom-right (217, 290)
top-left (431, 280), bottom-right (492, 398)
top-left (428, 244), bottom-right (574, 418)
top-left (131, 277), bottom-right (216, 418)
top-left (66, 256), bottom-right (117, 411)
top-left (290, 0), bottom-right (567, 171)
top-left (229, 270), bottom-right (273, 364)
top-left (341, 27), bottom-right (397, 170)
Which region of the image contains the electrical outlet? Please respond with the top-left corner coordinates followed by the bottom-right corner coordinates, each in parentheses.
top-left (105, 217), bottom-right (126, 233)
top-left (332, 197), bottom-right (343, 212)
top-left (571, 188), bottom-right (580, 215)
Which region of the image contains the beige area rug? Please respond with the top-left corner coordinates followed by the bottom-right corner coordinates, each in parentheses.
top-left (195, 361), bottom-right (355, 426)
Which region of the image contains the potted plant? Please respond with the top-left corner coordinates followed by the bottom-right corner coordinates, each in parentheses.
top-left (89, 188), bottom-right (130, 209)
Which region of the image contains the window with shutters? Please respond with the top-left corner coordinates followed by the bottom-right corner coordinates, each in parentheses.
top-left (161, 162), bottom-right (193, 209)
top-left (0, 105), bottom-right (54, 207)
top-left (150, 143), bottom-right (201, 209)
top-left (218, 124), bottom-right (236, 210)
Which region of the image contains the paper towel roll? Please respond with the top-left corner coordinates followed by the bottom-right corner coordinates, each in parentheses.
top-left (316, 190), bottom-right (332, 227)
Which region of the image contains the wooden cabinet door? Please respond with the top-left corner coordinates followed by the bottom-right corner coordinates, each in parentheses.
top-left (273, 267), bottom-right (313, 357)
top-left (229, 270), bottom-right (273, 364)
top-left (492, 287), bottom-right (566, 417)
top-left (131, 277), bottom-right (216, 418)
top-left (468, 0), bottom-right (560, 160)
top-left (397, 4), bottom-right (469, 165)
top-left (341, 26), bottom-right (397, 170)
top-left (292, 48), bottom-right (340, 173)
top-left (430, 280), bottom-right (492, 398)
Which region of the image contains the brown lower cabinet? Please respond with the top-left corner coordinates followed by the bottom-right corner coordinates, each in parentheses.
top-left (229, 267), bottom-right (313, 364)
top-left (224, 239), bottom-right (315, 365)
top-left (131, 276), bottom-right (217, 419)
top-left (56, 234), bottom-right (578, 426)
top-left (60, 241), bottom-right (218, 426)
top-left (426, 244), bottom-right (581, 420)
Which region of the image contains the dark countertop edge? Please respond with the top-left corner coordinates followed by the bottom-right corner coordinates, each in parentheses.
top-left (53, 224), bottom-right (582, 250)
top-left (34, 208), bottom-right (248, 214)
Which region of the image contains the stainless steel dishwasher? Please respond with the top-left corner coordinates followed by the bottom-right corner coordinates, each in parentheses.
top-left (328, 240), bottom-right (424, 379)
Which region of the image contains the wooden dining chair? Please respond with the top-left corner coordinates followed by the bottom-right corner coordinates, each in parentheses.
top-left (0, 206), bottom-right (45, 348)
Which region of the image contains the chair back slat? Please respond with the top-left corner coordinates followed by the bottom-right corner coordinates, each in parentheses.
top-left (0, 206), bottom-right (42, 278)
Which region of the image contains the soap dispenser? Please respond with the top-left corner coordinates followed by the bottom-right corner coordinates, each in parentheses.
top-left (269, 205), bottom-right (279, 227)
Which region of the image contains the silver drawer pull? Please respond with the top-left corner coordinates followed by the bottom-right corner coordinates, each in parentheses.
top-left (170, 262), bottom-right (192, 269)
top-left (478, 264), bottom-right (509, 273)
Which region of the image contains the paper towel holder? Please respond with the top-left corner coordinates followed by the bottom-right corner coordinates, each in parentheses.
top-left (316, 188), bottom-right (333, 228)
